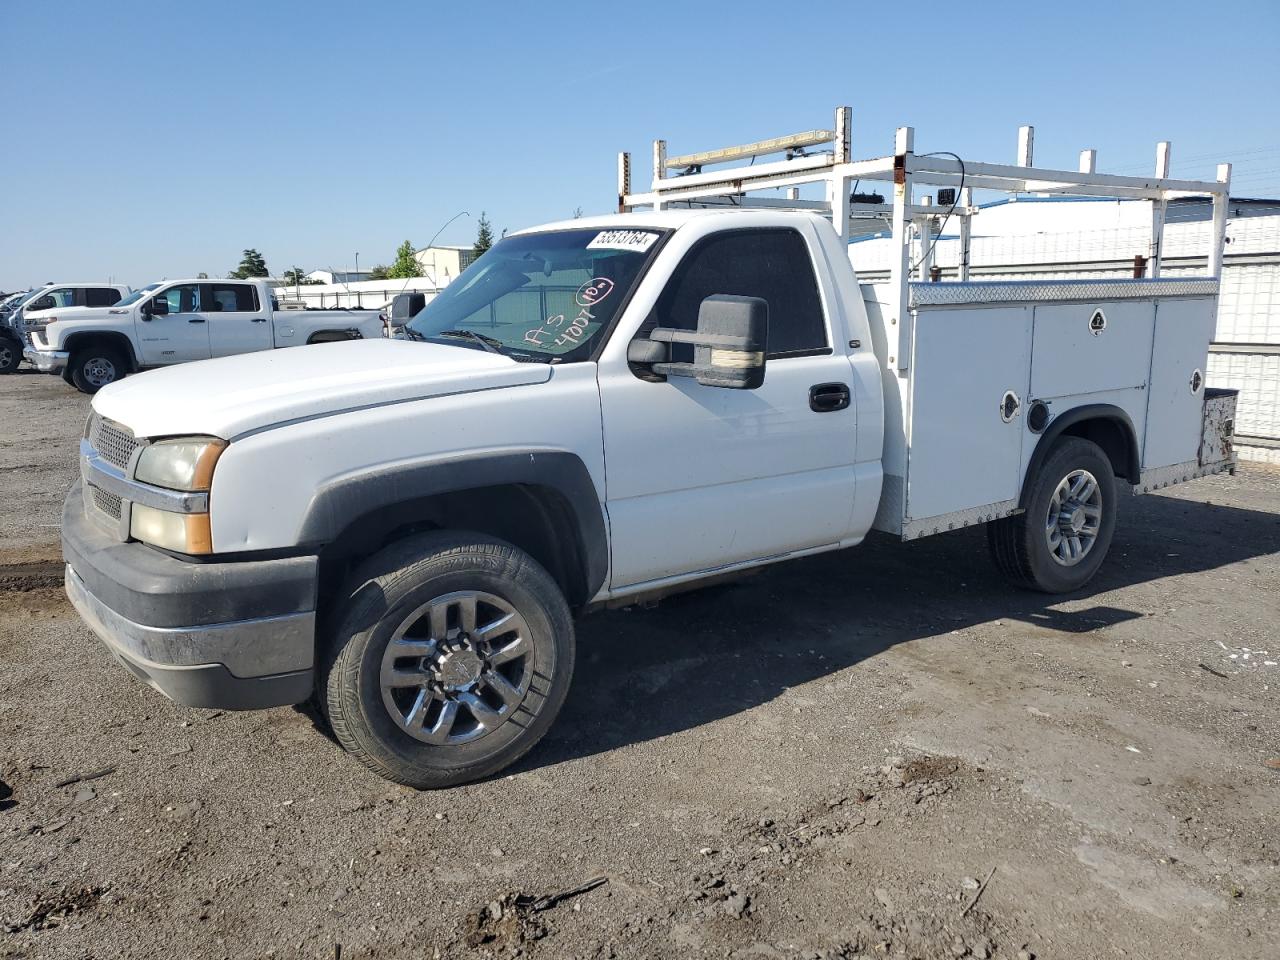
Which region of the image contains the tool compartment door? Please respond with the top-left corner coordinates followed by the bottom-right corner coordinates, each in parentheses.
top-left (906, 305), bottom-right (1032, 523)
top-left (1031, 300), bottom-right (1155, 398)
top-left (1144, 298), bottom-right (1216, 469)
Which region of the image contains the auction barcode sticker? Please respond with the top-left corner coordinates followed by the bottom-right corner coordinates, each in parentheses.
top-left (587, 230), bottom-right (660, 252)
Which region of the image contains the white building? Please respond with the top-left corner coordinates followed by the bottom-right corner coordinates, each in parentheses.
top-left (848, 196), bottom-right (1280, 463)
top-left (414, 245), bottom-right (477, 284)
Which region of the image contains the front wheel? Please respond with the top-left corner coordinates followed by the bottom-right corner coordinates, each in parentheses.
top-left (987, 436), bottom-right (1117, 593)
top-left (0, 337), bottom-right (20, 374)
top-left (321, 532), bottom-right (574, 789)
top-left (69, 346), bottom-right (126, 393)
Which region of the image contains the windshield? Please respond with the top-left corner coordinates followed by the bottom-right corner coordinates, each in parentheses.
top-left (114, 282), bottom-right (162, 307)
top-left (7, 288), bottom-right (46, 311)
top-left (0, 292), bottom-right (30, 313)
top-left (405, 227), bottom-right (665, 362)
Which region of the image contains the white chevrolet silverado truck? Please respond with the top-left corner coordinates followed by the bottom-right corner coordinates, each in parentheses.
top-left (1, 282), bottom-right (132, 375)
top-left (24, 277), bottom-right (384, 392)
top-left (62, 113), bottom-right (1239, 788)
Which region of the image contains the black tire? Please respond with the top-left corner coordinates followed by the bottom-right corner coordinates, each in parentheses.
top-left (322, 531), bottom-right (574, 789)
top-left (0, 337), bottom-right (20, 374)
top-left (69, 345), bottom-right (127, 394)
top-left (988, 436), bottom-right (1117, 593)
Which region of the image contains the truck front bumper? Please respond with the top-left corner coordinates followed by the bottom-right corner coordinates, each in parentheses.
top-left (24, 346), bottom-right (69, 374)
top-left (62, 483), bottom-right (318, 710)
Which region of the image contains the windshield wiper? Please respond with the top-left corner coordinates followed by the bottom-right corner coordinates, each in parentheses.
top-left (434, 329), bottom-right (504, 354)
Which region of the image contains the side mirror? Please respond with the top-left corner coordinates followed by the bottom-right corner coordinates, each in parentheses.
top-left (627, 337), bottom-right (667, 366)
top-left (147, 297), bottom-right (169, 317)
top-left (648, 295), bottom-right (768, 389)
top-left (30, 296), bottom-right (54, 312)
top-left (388, 292), bottom-right (426, 327)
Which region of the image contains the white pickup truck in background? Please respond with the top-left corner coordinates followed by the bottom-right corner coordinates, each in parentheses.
top-left (61, 110), bottom-right (1240, 789)
top-left (24, 277), bottom-right (385, 392)
top-left (1, 282), bottom-right (132, 374)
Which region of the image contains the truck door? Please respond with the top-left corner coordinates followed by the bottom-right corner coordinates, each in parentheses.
top-left (137, 283), bottom-right (211, 365)
top-left (205, 282), bottom-right (273, 356)
top-left (599, 227), bottom-right (860, 589)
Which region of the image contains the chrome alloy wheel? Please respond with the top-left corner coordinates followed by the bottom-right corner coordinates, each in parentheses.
top-left (83, 356), bottom-right (117, 388)
top-left (1045, 469), bottom-right (1103, 566)
top-left (379, 590), bottom-right (533, 745)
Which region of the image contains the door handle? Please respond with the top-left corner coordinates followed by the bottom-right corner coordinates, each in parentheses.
top-left (250, 317), bottom-right (267, 323)
top-left (809, 382), bottom-right (851, 412)
top-left (188, 317), bottom-right (205, 324)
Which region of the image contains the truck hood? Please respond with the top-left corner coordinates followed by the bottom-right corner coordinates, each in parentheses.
top-left (92, 339), bottom-right (553, 439)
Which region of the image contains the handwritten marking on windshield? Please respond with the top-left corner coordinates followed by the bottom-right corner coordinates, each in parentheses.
top-left (521, 277), bottom-right (615, 350)
top-left (576, 278), bottom-right (615, 307)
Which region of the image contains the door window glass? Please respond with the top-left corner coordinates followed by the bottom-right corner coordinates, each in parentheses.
top-left (42, 288), bottom-right (77, 309)
top-left (209, 284), bottom-right (259, 313)
top-left (157, 284), bottom-right (203, 314)
top-left (85, 287), bottom-right (122, 307)
top-left (650, 229), bottom-right (829, 359)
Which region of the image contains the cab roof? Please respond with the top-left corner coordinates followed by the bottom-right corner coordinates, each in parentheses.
top-left (513, 209), bottom-right (819, 236)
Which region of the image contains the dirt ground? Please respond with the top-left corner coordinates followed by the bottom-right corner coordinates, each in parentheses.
top-left (0, 368), bottom-right (1277, 960)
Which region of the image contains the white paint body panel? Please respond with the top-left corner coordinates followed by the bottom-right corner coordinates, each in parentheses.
top-left (600, 356), bottom-right (860, 586)
top-left (907, 306), bottom-right (1031, 521)
top-left (208, 363), bottom-right (600, 554)
top-left (1030, 301), bottom-right (1154, 398)
top-left (210, 311), bottom-right (274, 357)
top-left (1145, 299), bottom-right (1216, 468)
top-left (94, 339), bottom-right (550, 439)
top-left (594, 213), bottom-right (881, 590)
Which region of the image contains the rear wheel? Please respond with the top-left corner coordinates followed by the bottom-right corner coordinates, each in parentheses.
top-left (0, 337), bottom-right (20, 374)
top-left (69, 345), bottom-right (126, 393)
top-left (987, 436), bottom-right (1117, 593)
top-left (322, 532), bottom-right (574, 789)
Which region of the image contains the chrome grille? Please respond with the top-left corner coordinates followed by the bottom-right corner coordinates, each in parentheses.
top-left (91, 485), bottom-right (122, 520)
top-left (89, 414), bottom-right (140, 470)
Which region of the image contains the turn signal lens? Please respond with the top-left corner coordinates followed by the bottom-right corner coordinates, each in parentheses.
top-left (129, 504), bottom-right (213, 555)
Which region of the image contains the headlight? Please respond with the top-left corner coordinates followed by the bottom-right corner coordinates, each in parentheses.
top-left (134, 437), bottom-right (226, 491)
top-left (130, 504), bottom-right (213, 555)
top-left (129, 436), bottom-right (225, 554)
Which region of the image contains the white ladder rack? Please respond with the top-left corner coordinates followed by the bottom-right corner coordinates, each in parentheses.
top-left (617, 106), bottom-right (1232, 295)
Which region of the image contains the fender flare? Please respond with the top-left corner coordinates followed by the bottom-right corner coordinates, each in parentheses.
top-left (297, 449), bottom-right (609, 599)
top-left (60, 331), bottom-right (140, 372)
top-left (1020, 403), bottom-right (1141, 507)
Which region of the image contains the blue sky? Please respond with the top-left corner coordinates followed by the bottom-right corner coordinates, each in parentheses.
top-left (2, 0), bottom-right (1277, 290)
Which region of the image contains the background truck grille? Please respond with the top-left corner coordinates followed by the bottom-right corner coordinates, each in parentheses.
top-left (91, 485), bottom-right (122, 520)
top-left (89, 414), bottom-right (140, 469)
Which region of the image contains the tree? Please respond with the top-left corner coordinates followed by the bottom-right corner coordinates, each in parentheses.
top-left (196, 272), bottom-right (209, 279)
top-left (281, 266), bottom-right (322, 286)
top-left (386, 241), bottom-right (422, 280)
top-left (368, 264), bottom-right (390, 281)
top-left (229, 249), bottom-right (268, 279)
top-left (473, 212), bottom-right (495, 257)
